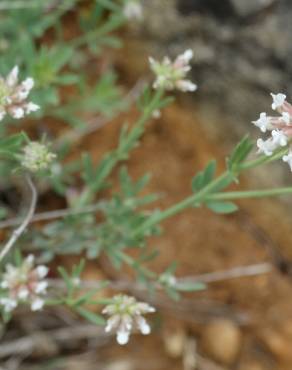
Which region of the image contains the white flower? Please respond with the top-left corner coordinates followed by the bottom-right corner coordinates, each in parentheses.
top-left (103, 294), bottom-right (155, 345)
top-left (36, 265), bottom-right (49, 278)
top-left (34, 281), bottom-right (48, 294)
top-left (175, 80), bottom-right (197, 92)
top-left (123, 1), bottom-right (143, 20)
top-left (253, 93), bottom-right (292, 169)
top-left (31, 298), bottom-right (45, 311)
top-left (257, 138), bottom-right (275, 156)
top-left (271, 93), bottom-right (286, 110)
top-left (0, 255), bottom-right (49, 313)
top-left (283, 151), bottom-right (292, 171)
top-left (152, 109), bottom-right (161, 119)
top-left (252, 112), bottom-right (272, 132)
top-left (149, 50), bottom-right (197, 92)
top-left (281, 112), bottom-right (291, 125)
top-left (271, 129), bottom-right (288, 147)
top-left (159, 273), bottom-right (177, 288)
top-left (0, 66), bottom-right (39, 121)
top-left (0, 297), bottom-right (17, 312)
top-left (21, 141), bottom-right (56, 173)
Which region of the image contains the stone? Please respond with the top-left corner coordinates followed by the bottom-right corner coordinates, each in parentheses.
top-left (201, 319), bottom-right (242, 365)
top-left (230, 0), bottom-right (276, 17)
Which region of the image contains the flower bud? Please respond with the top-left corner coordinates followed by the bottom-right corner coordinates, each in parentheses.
top-left (21, 141), bottom-right (56, 173)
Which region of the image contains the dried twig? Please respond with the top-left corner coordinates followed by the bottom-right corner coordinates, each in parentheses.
top-left (48, 262), bottom-right (273, 292)
top-left (178, 262), bottom-right (273, 284)
top-left (0, 203), bottom-right (104, 230)
top-left (0, 175), bottom-right (37, 261)
top-left (0, 324), bottom-right (109, 359)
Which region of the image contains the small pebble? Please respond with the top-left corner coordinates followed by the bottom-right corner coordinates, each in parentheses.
top-left (201, 319), bottom-right (242, 365)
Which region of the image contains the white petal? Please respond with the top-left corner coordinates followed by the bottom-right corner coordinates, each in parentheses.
top-left (10, 107), bottom-right (24, 119)
top-left (31, 298), bottom-right (44, 311)
top-left (26, 102), bottom-right (40, 113)
top-left (0, 110), bottom-right (6, 121)
top-left (34, 281), bottom-right (48, 294)
top-left (179, 49), bottom-right (193, 63)
top-left (257, 138), bottom-right (275, 156)
top-left (117, 330), bottom-right (130, 345)
top-left (105, 315), bottom-right (120, 333)
top-left (0, 280), bottom-right (8, 289)
top-left (271, 93), bottom-right (286, 110)
top-left (0, 297), bottom-right (17, 312)
top-left (281, 112), bottom-right (290, 124)
top-left (36, 265), bottom-right (49, 278)
top-left (252, 112), bottom-right (272, 133)
top-left (136, 316), bottom-right (151, 335)
top-left (6, 66), bottom-right (19, 87)
top-left (176, 80), bottom-right (197, 92)
top-left (22, 77), bottom-right (34, 91)
top-left (26, 254), bottom-right (35, 265)
top-left (18, 288), bottom-right (29, 299)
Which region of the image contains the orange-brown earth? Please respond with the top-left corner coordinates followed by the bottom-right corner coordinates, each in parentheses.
top-left (3, 28), bottom-right (292, 370)
top-left (73, 37), bottom-right (292, 370)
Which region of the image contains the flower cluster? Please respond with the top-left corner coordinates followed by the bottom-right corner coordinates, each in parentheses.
top-left (21, 141), bottom-right (56, 173)
top-left (0, 255), bottom-right (49, 312)
top-left (123, 0), bottom-right (143, 20)
top-left (102, 294), bottom-right (155, 345)
top-left (0, 66), bottom-right (39, 121)
top-left (149, 49), bottom-right (197, 92)
top-left (253, 93), bottom-right (292, 170)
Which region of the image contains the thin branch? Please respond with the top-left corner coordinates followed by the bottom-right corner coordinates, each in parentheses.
top-left (48, 262), bottom-right (273, 291)
top-left (178, 262), bottom-right (273, 284)
top-left (0, 203), bottom-right (104, 230)
top-left (0, 324), bottom-right (108, 359)
top-left (0, 175), bottom-right (37, 261)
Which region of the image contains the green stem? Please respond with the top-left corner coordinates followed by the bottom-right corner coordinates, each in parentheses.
top-left (77, 89), bottom-right (164, 206)
top-left (70, 15), bottom-right (125, 48)
top-left (132, 147), bottom-right (292, 237)
top-left (117, 251), bottom-right (157, 280)
top-left (239, 146), bottom-right (288, 170)
top-left (207, 187), bottom-right (292, 201)
top-left (133, 172), bottom-right (231, 237)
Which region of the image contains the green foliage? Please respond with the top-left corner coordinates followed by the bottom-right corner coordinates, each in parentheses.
top-left (1, 0), bottom-right (287, 335)
top-left (227, 135), bottom-right (253, 177)
top-left (206, 200), bottom-right (238, 214)
top-left (191, 159), bottom-right (217, 192)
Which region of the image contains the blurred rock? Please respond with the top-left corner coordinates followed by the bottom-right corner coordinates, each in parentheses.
top-left (201, 319), bottom-right (242, 365)
top-left (231, 0), bottom-right (276, 17)
top-left (139, 0), bottom-right (292, 143)
top-left (259, 325), bottom-right (292, 362)
top-left (163, 327), bottom-right (187, 358)
top-left (238, 361), bottom-right (264, 370)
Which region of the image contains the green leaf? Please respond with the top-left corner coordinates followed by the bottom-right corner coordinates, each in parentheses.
top-left (206, 201), bottom-right (238, 214)
top-left (75, 306), bottom-right (106, 325)
top-left (165, 286), bottom-right (180, 301)
top-left (227, 135), bottom-right (253, 172)
top-left (191, 172), bottom-right (204, 192)
top-left (175, 281), bottom-right (205, 292)
top-left (203, 160), bottom-right (217, 184)
top-left (0, 133), bottom-right (26, 154)
top-left (82, 153), bottom-right (95, 184)
top-left (57, 266), bottom-right (73, 292)
top-left (191, 160), bottom-right (217, 192)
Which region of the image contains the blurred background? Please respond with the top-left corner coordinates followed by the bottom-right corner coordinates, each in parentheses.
top-left (1, 1), bottom-right (292, 369)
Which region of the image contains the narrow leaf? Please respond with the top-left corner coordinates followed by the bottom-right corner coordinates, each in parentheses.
top-left (206, 201), bottom-right (238, 214)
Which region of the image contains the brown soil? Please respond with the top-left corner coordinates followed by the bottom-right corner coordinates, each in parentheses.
top-left (77, 36), bottom-right (292, 370)
top-left (4, 29), bottom-right (292, 370)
